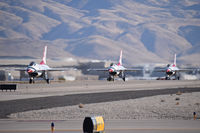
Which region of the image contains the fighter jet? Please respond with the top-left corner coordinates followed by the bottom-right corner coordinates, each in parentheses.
top-left (88, 50), bottom-right (141, 81)
top-left (16, 46), bottom-right (68, 84)
top-left (157, 54), bottom-right (193, 80)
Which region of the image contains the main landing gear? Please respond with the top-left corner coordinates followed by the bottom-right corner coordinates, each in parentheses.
top-left (122, 77), bottom-right (125, 81)
top-left (46, 78), bottom-right (50, 84)
top-left (44, 72), bottom-right (50, 84)
top-left (165, 77), bottom-right (170, 80)
top-left (107, 76), bottom-right (114, 81)
top-left (29, 72), bottom-right (50, 84)
top-left (175, 76), bottom-right (180, 80)
top-left (29, 77), bottom-right (35, 84)
top-left (107, 74), bottom-right (126, 82)
top-left (165, 75), bottom-right (180, 80)
top-left (121, 72), bottom-right (126, 81)
top-left (29, 78), bottom-right (50, 84)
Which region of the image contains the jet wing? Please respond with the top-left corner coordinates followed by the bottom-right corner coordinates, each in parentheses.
top-left (176, 69), bottom-right (195, 72)
top-left (155, 68), bottom-right (194, 72)
top-left (87, 68), bottom-right (108, 71)
top-left (87, 68), bottom-right (142, 71)
top-left (154, 69), bottom-right (166, 72)
top-left (2, 68), bottom-right (27, 71)
top-left (124, 68), bottom-right (142, 71)
top-left (47, 68), bottom-right (77, 71)
top-left (16, 68), bottom-right (28, 71)
top-left (4, 67), bottom-right (76, 71)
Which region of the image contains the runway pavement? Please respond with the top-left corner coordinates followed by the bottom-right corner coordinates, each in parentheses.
top-left (0, 119), bottom-right (200, 133)
top-left (1, 80), bottom-right (200, 133)
top-left (0, 81), bottom-right (200, 118)
top-left (1, 80), bottom-right (200, 101)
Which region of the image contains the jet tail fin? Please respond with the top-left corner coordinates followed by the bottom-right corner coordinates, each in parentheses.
top-left (117, 50), bottom-right (122, 66)
top-left (173, 53), bottom-right (176, 66)
top-left (40, 46), bottom-right (47, 65)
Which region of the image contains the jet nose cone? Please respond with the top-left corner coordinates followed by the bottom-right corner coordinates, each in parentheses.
top-left (27, 68), bottom-right (34, 73)
top-left (166, 69), bottom-right (171, 73)
top-left (109, 68), bottom-right (114, 72)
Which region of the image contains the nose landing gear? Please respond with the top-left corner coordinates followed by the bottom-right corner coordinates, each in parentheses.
top-left (107, 76), bottom-right (114, 81)
top-left (29, 77), bottom-right (35, 84)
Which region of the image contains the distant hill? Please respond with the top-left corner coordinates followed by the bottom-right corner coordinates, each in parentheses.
top-left (0, 0), bottom-right (200, 65)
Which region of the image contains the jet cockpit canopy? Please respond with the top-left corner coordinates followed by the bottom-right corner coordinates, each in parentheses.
top-left (29, 62), bottom-right (36, 66)
top-left (110, 63), bottom-right (114, 66)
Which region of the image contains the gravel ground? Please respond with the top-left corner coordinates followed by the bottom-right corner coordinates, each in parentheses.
top-left (1, 87), bottom-right (200, 119)
top-left (9, 92), bottom-right (200, 120)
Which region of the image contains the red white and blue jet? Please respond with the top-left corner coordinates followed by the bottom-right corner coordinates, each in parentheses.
top-left (157, 54), bottom-right (193, 80)
top-left (88, 50), bottom-right (141, 81)
top-left (16, 46), bottom-right (68, 84)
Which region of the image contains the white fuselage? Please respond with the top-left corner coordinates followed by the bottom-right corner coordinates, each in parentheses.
top-left (108, 64), bottom-right (126, 76)
top-left (26, 62), bottom-right (50, 78)
top-left (166, 64), bottom-right (179, 76)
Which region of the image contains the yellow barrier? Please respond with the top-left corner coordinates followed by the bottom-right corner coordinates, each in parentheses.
top-left (83, 116), bottom-right (105, 133)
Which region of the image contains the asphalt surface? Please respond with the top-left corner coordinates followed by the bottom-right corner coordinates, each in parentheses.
top-left (1, 80), bottom-right (200, 101)
top-left (0, 87), bottom-right (200, 118)
top-left (0, 80), bottom-right (200, 133)
top-left (0, 119), bottom-right (200, 133)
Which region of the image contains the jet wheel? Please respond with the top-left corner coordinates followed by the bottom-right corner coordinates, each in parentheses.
top-left (29, 78), bottom-right (35, 84)
top-left (165, 77), bottom-right (170, 80)
top-left (29, 79), bottom-right (32, 84)
top-left (46, 79), bottom-right (50, 84)
top-left (107, 77), bottom-right (112, 81)
top-left (107, 76), bottom-right (114, 81)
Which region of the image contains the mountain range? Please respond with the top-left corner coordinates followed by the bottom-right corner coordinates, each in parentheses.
top-left (0, 0), bottom-right (200, 65)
